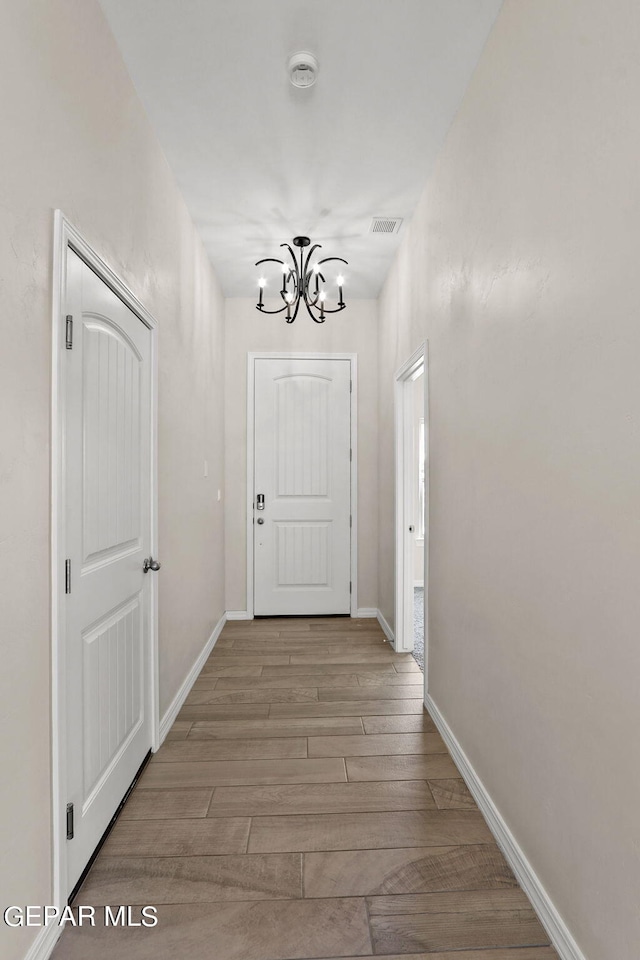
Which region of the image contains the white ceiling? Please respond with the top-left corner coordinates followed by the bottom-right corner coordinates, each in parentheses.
top-left (99, 0), bottom-right (502, 298)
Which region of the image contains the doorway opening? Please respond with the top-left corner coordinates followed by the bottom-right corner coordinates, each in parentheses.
top-left (395, 344), bottom-right (428, 681)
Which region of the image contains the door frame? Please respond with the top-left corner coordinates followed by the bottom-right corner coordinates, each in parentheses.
top-left (51, 211), bottom-right (159, 907)
top-left (394, 343), bottom-right (429, 677)
top-left (246, 352), bottom-right (358, 619)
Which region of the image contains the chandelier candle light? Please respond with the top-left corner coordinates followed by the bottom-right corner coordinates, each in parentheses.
top-left (255, 236), bottom-right (347, 323)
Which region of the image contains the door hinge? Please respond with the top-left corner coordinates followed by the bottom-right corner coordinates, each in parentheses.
top-left (349, 581), bottom-right (352, 594)
top-left (349, 515), bottom-right (352, 528)
top-left (66, 802), bottom-right (74, 840)
top-left (65, 559), bottom-right (71, 594)
top-left (65, 315), bottom-right (73, 350)
top-left (349, 448), bottom-right (352, 462)
top-left (350, 380), bottom-right (353, 393)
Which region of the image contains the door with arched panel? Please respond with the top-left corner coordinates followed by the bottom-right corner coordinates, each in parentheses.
top-left (64, 250), bottom-right (153, 893)
top-left (253, 358), bottom-right (352, 616)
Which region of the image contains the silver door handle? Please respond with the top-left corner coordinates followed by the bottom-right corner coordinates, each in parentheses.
top-left (143, 557), bottom-right (161, 573)
top-left (256, 517), bottom-right (264, 525)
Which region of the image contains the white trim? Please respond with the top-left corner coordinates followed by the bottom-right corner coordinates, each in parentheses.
top-left (246, 352), bottom-right (358, 618)
top-left (51, 211), bottom-right (159, 908)
top-left (23, 921), bottom-right (62, 960)
top-left (349, 358), bottom-right (358, 617)
top-left (246, 357), bottom-right (255, 620)
top-left (356, 607), bottom-right (378, 618)
top-left (225, 610), bottom-right (251, 621)
top-left (394, 343), bottom-right (429, 676)
top-left (376, 609), bottom-right (395, 644)
top-left (159, 613), bottom-right (227, 744)
top-left (425, 693), bottom-right (587, 960)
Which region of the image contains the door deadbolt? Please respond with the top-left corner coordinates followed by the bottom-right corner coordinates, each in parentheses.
top-left (256, 494), bottom-right (265, 510)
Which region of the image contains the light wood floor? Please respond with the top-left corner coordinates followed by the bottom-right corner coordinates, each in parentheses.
top-left (53, 617), bottom-right (558, 960)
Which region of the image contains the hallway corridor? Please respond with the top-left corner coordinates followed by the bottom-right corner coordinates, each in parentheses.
top-left (53, 618), bottom-right (557, 960)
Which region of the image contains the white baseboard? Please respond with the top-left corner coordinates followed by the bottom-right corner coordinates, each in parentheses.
top-left (425, 693), bottom-right (586, 960)
top-left (24, 920), bottom-right (62, 960)
top-left (376, 609), bottom-right (395, 644)
top-left (356, 607), bottom-right (377, 618)
top-left (225, 610), bottom-right (251, 620)
top-left (158, 613), bottom-right (226, 745)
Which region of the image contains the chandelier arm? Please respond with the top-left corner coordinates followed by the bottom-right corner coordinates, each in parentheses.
top-left (304, 274), bottom-right (319, 305)
top-left (305, 272), bottom-right (326, 307)
top-left (314, 303), bottom-right (347, 315)
top-left (285, 272), bottom-right (300, 296)
top-left (281, 249), bottom-right (301, 322)
top-left (302, 244), bottom-right (323, 301)
top-left (304, 259), bottom-right (326, 323)
top-left (255, 257), bottom-right (286, 267)
top-left (255, 256), bottom-right (291, 313)
top-left (286, 267), bottom-right (300, 303)
top-left (315, 257), bottom-right (348, 311)
top-left (256, 303), bottom-right (290, 315)
top-left (304, 243), bottom-right (323, 264)
top-left (280, 243), bottom-right (299, 268)
top-left (281, 243), bottom-right (300, 307)
top-left (303, 298), bottom-right (326, 323)
top-left (303, 244), bottom-right (322, 272)
top-left (303, 296), bottom-right (346, 317)
top-left (287, 291), bottom-right (302, 324)
top-left (316, 256), bottom-right (349, 267)
top-left (299, 245), bottom-right (309, 297)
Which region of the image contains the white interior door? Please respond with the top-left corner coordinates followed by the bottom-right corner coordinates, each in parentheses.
top-left (253, 357), bottom-right (351, 616)
top-left (64, 249), bottom-right (153, 893)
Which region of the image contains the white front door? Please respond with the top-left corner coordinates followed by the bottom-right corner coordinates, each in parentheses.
top-left (64, 250), bottom-right (153, 893)
top-left (253, 357), bottom-right (352, 616)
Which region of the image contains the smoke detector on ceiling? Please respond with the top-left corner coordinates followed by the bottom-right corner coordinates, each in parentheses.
top-left (370, 217), bottom-right (403, 235)
top-left (288, 52), bottom-right (318, 88)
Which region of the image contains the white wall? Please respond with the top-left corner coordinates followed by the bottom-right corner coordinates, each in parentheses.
top-left (378, 1), bottom-right (640, 957)
top-left (224, 298), bottom-right (378, 614)
top-left (0, 3), bottom-right (225, 958)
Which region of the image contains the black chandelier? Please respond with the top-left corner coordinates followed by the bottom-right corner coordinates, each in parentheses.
top-left (255, 236), bottom-right (347, 323)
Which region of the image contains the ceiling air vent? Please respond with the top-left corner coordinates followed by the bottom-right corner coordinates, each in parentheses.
top-left (370, 217), bottom-right (403, 235)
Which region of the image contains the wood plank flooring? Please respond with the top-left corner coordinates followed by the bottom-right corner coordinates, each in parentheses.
top-left (53, 617), bottom-right (557, 960)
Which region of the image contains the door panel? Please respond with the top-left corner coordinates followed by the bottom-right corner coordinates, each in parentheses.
top-left (64, 250), bottom-right (152, 893)
top-left (82, 594), bottom-right (143, 800)
top-left (276, 375), bottom-right (330, 496)
top-left (254, 358), bottom-right (351, 616)
top-left (82, 319), bottom-right (142, 566)
top-left (276, 521), bottom-right (331, 587)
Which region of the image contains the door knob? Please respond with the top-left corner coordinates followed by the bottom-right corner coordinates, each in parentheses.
top-left (256, 517), bottom-right (264, 525)
top-left (143, 557), bottom-right (161, 573)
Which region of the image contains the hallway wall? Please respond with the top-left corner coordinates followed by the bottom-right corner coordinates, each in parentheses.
top-left (0, 3), bottom-right (225, 958)
top-left (224, 298), bottom-right (378, 614)
top-left (377, 1), bottom-right (640, 958)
